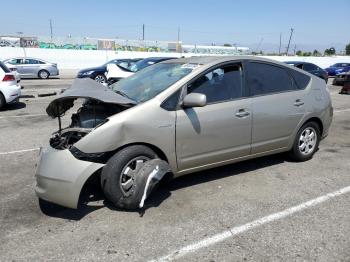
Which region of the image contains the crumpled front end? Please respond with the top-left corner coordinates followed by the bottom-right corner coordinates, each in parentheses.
top-left (35, 145), bottom-right (104, 209)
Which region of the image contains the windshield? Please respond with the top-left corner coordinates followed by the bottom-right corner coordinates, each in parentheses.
top-left (129, 59), bottom-right (156, 72)
top-left (110, 63), bottom-right (197, 103)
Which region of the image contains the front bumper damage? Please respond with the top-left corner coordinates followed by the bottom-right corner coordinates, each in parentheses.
top-left (35, 146), bottom-right (104, 209)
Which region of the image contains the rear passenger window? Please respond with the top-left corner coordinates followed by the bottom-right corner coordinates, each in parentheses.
top-left (289, 69), bottom-right (311, 90)
top-left (246, 62), bottom-right (294, 96)
top-left (303, 63), bottom-right (317, 71)
top-left (188, 63), bottom-right (243, 103)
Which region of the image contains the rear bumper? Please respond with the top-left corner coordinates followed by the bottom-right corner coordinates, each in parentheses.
top-left (35, 146), bottom-right (104, 209)
top-left (2, 83), bottom-right (21, 103)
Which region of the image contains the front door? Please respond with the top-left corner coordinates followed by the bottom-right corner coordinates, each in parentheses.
top-left (176, 62), bottom-right (252, 171)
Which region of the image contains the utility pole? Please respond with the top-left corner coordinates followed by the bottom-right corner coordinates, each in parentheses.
top-left (49, 19), bottom-right (53, 43)
top-left (293, 44), bottom-right (297, 55)
top-left (177, 26), bottom-right (180, 43)
top-left (142, 24), bottom-right (145, 40)
top-left (278, 32), bottom-right (282, 55)
top-left (286, 28), bottom-right (294, 56)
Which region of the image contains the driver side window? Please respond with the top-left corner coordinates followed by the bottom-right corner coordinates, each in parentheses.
top-left (187, 63), bottom-right (243, 104)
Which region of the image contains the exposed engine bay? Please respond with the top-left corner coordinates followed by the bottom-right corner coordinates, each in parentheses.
top-left (50, 100), bottom-right (127, 150)
top-left (46, 78), bottom-right (136, 150)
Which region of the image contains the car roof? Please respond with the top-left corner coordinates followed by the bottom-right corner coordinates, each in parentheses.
top-left (161, 56), bottom-right (291, 66)
top-left (285, 61), bottom-right (305, 64)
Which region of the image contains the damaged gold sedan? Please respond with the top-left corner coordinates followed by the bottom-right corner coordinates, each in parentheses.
top-left (35, 56), bottom-right (333, 210)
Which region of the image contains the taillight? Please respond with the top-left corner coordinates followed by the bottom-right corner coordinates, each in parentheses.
top-left (2, 74), bottom-right (15, 81)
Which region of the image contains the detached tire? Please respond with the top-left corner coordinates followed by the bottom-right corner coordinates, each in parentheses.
top-left (289, 121), bottom-right (320, 162)
top-left (101, 145), bottom-right (157, 209)
top-left (0, 93), bottom-right (5, 110)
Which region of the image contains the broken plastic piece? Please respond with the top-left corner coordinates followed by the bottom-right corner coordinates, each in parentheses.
top-left (137, 159), bottom-right (171, 208)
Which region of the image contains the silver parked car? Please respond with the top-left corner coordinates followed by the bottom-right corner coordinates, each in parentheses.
top-left (35, 56), bottom-right (333, 209)
top-left (3, 57), bottom-right (59, 79)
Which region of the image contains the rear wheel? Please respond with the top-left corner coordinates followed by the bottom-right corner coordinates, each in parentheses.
top-left (38, 70), bottom-right (49, 79)
top-left (101, 145), bottom-right (157, 209)
top-left (0, 92), bottom-right (6, 110)
top-left (289, 122), bottom-right (320, 161)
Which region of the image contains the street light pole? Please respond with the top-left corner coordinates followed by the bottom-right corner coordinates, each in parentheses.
top-left (286, 28), bottom-right (294, 56)
top-left (49, 19), bottom-right (53, 43)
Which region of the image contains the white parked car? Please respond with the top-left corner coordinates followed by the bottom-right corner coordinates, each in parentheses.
top-left (0, 61), bottom-right (21, 110)
top-left (5, 64), bottom-right (21, 83)
top-left (106, 57), bottom-right (176, 84)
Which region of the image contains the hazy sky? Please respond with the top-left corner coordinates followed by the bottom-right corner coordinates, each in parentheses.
top-left (2, 0), bottom-right (349, 52)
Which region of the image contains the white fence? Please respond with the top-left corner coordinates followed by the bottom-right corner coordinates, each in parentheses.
top-left (0, 47), bottom-right (349, 70)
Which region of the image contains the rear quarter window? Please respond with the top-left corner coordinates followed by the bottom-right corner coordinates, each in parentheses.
top-left (0, 61), bottom-right (11, 73)
top-left (289, 69), bottom-right (311, 90)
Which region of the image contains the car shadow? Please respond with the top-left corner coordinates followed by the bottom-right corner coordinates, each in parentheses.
top-left (1, 102), bottom-right (26, 111)
top-left (39, 153), bottom-right (287, 220)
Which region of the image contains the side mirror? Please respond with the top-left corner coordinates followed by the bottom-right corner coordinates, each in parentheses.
top-left (182, 93), bottom-right (206, 108)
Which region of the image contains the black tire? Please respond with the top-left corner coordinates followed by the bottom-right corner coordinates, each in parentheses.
top-left (94, 74), bottom-right (107, 84)
top-left (101, 145), bottom-right (157, 209)
top-left (0, 92), bottom-right (6, 110)
top-left (38, 70), bottom-right (50, 79)
top-left (289, 121), bottom-right (320, 162)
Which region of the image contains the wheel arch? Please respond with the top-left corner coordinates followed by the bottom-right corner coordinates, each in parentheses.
top-left (302, 117), bottom-right (324, 136)
top-left (112, 142), bottom-right (169, 163)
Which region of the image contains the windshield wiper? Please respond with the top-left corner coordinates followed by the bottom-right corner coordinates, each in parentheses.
top-left (114, 90), bottom-right (136, 102)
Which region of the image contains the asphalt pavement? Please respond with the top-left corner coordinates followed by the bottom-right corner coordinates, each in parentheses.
top-left (0, 77), bottom-right (349, 262)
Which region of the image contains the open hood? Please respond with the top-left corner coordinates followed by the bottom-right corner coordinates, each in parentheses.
top-left (46, 78), bottom-right (136, 118)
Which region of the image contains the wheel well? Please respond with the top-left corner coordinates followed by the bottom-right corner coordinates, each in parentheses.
top-left (304, 117), bottom-right (323, 135)
top-left (38, 69), bottom-right (49, 76)
top-left (115, 142), bottom-right (169, 163)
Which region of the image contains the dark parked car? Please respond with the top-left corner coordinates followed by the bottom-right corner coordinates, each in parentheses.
top-left (333, 72), bottom-right (350, 86)
top-left (338, 73), bottom-right (350, 94)
top-left (285, 61), bottom-right (328, 82)
top-left (325, 63), bottom-right (350, 76)
top-left (77, 59), bottom-right (141, 83)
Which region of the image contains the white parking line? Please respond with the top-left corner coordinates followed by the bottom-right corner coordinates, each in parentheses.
top-left (150, 186), bottom-right (350, 262)
top-left (334, 108), bottom-right (350, 113)
top-left (0, 114), bottom-right (47, 119)
top-left (0, 148), bottom-right (40, 155)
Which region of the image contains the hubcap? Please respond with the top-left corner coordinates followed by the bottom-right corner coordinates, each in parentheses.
top-left (40, 71), bottom-right (48, 78)
top-left (94, 75), bottom-right (106, 83)
top-left (119, 156), bottom-right (149, 196)
top-left (299, 127), bottom-right (317, 155)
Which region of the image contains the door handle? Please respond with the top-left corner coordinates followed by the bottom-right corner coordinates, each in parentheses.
top-left (235, 109), bottom-right (250, 118)
top-left (294, 99), bottom-right (304, 107)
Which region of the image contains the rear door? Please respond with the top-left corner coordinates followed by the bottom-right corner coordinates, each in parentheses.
top-left (245, 61), bottom-right (306, 154)
top-left (176, 62), bottom-right (252, 171)
top-left (22, 59), bottom-right (40, 76)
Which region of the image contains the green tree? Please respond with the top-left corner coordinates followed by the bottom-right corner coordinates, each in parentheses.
top-left (313, 49), bottom-right (321, 56)
top-left (223, 43), bottom-right (232, 47)
top-left (345, 43), bottom-right (350, 55)
top-left (324, 47), bottom-right (336, 56)
top-left (296, 50), bottom-right (303, 56)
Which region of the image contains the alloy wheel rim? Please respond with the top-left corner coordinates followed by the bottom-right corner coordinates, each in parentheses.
top-left (298, 127), bottom-right (317, 155)
top-left (40, 71), bottom-right (48, 78)
top-left (119, 156), bottom-right (149, 196)
top-left (95, 75), bottom-right (106, 83)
